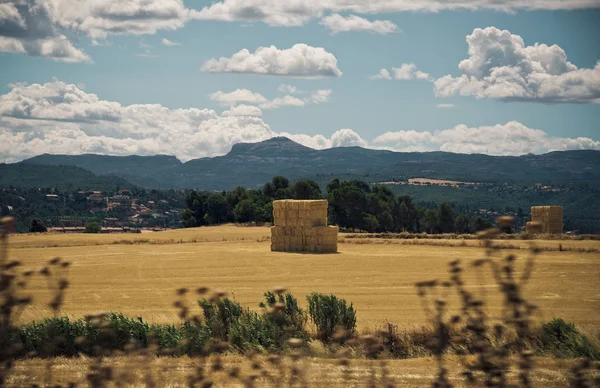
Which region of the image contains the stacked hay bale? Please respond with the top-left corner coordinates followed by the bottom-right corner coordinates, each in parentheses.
top-left (530, 206), bottom-right (563, 234)
top-left (525, 221), bottom-right (543, 235)
top-left (271, 200), bottom-right (338, 253)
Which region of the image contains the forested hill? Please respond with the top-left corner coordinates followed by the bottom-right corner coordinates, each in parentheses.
top-left (0, 163), bottom-right (135, 191)
top-left (21, 137), bottom-right (600, 190)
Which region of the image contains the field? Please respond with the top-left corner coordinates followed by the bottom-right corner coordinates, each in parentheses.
top-left (8, 355), bottom-right (583, 387)
top-left (9, 225), bottom-right (600, 330)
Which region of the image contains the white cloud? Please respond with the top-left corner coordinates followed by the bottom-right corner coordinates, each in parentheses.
top-left (280, 128), bottom-right (368, 149)
top-left (161, 38), bottom-right (181, 46)
top-left (0, 0), bottom-right (199, 61)
top-left (434, 27), bottom-right (600, 104)
top-left (436, 104), bottom-right (455, 108)
top-left (0, 0), bottom-right (91, 63)
top-left (373, 121), bottom-right (600, 155)
top-left (209, 89), bottom-right (268, 106)
top-left (210, 87), bottom-right (331, 110)
top-left (307, 89), bottom-right (332, 104)
top-left (201, 44), bottom-right (342, 78)
top-left (47, 0), bottom-right (199, 39)
top-left (370, 69), bottom-right (392, 80)
top-left (222, 104), bottom-right (262, 117)
top-left (1, 83), bottom-right (598, 163)
top-left (278, 84), bottom-right (297, 94)
top-left (259, 95), bottom-right (305, 109)
top-left (392, 63), bottom-right (431, 81)
top-left (320, 14), bottom-right (399, 34)
top-left (371, 64), bottom-right (431, 81)
top-left (195, 0), bottom-right (600, 26)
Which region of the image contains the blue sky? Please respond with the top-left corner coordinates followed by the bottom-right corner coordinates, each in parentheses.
top-left (0, 1), bottom-right (599, 162)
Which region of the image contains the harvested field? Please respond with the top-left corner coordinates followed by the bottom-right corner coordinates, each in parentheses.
top-left (8, 226), bottom-right (600, 329)
top-left (8, 355), bottom-right (591, 387)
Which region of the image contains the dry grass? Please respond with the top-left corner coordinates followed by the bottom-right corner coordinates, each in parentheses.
top-left (8, 226), bottom-right (600, 330)
top-left (7, 355), bottom-right (590, 387)
top-left (7, 225), bottom-right (271, 248)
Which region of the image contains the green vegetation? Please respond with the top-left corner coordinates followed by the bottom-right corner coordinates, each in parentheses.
top-left (28, 218), bottom-right (47, 233)
top-left (184, 176), bottom-right (494, 234)
top-left (84, 222), bottom-right (101, 233)
top-left (307, 293), bottom-right (356, 342)
top-left (0, 163), bottom-right (134, 191)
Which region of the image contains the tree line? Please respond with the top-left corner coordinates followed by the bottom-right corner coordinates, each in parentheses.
top-left (183, 177), bottom-right (494, 234)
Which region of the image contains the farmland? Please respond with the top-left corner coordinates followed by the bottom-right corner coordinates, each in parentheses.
top-left (9, 225), bottom-right (600, 329)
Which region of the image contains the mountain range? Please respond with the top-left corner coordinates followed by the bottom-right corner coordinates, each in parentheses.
top-left (10, 137), bottom-right (600, 190)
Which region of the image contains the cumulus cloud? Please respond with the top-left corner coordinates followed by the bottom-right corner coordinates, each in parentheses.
top-left (47, 0), bottom-right (199, 39)
top-left (372, 64), bottom-right (431, 81)
top-left (434, 27), bottom-right (600, 104)
top-left (201, 44), bottom-right (342, 78)
top-left (209, 89), bottom-right (268, 106)
top-left (373, 121), bottom-right (600, 155)
top-left (211, 87), bottom-right (332, 110)
top-left (370, 69), bottom-right (392, 80)
top-left (0, 0), bottom-right (200, 61)
top-left (371, 64), bottom-right (431, 81)
top-left (1, 83), bottom-right (598, 163)
top-left (196, 0), bottom-right (600, 26)
top-left (259, 95), bottom-right (305, 109)
top-left (320, 14), bottom-right (399, 34)
top-left (280, 128), bottom-right (368, 150)
top-left (222, 104), bottom-right (262, 117)
top-left (161, 38), bottom-right (181, 46)
top-left (0, 81), bottom-right (349, 162)
top-left (278, 84), bottom-right (297, 94)
top-left (0, 0), bottom-right (91, 62)
top-left (306, 89), bottom-right (332, 104)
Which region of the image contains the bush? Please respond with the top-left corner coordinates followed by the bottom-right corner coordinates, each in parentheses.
top-left (307, 293), bottom-right (356, 342)
top-left (29, 218), bottom-right (47, 233)
top-left (85, 222), bottom-right (101, 233)
top-left (534, 318), bottom-right (600, 359)
top-left (198, 297), bottom-right (243, 341)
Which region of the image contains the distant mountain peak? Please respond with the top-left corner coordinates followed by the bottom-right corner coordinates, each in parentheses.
top-left (228, 136), bottom-right (314, 156)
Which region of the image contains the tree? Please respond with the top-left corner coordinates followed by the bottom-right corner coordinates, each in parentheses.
top-left (292, 180), bottom-right (321, 200)
top-left (421, 209), bottom-right (438, 234)
top-left (29, 218), bottom-right (47, 233)
top-left (362, 214), bottom-right (379, 233)
top-left (263, 182), bottom-right (276, 198)
top-left (454, 214), bottom-right (470, 234)
top-left (182, 208), bottom-right (197, 228)
top-left (272, 176), bottom-right (289, 191)
top-left (204, 194), bottom-right (228, 224)
top-left (85, 222), bottom-right (101, 233)
top-left (0, 205), bottom-right (9, 217)
top-left (470, 216), bottom-right (493, 232)
top-left (233, 199), bottom-right (257, 223)
top-left (437, 203), bottom-right (456, 233)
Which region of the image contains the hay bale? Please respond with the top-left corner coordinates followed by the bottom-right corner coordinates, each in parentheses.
top-left (271, 200), bottom-right (337, 253)
top-left (530, 206), bottom-right (563, 234)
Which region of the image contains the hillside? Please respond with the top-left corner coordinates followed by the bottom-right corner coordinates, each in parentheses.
top-left (0, 163), bottom-right (135, 191)
top-left (21, 137), bottom-right (600, 190)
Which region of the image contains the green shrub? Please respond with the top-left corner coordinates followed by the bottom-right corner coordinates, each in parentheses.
top-left (85, 222), bottom-right (101, 233)
top-left (198, 297), bottom-right (243, 340)
top-left (181, 322), bottom-right (211, 355)
top-left (307, 293), bottom-right (356, 342)
top-left (28, 218), bottom-right (47, 233)
top-left (229, 292), bottom-right (308, 351)
top-left (149, 324), bottom-right (181, 349)
top-left (534, 318), bottom-right (600, 359)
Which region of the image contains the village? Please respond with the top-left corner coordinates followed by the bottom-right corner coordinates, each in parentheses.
top-left (41, 189), bottom-right (185, 233)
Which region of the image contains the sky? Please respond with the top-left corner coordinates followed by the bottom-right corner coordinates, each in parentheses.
top-left (0, 0), bottom-right (599, 163)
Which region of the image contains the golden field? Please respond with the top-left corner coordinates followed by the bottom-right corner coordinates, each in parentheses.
top-left (8, 225), bottom-right (600, 329)
top-left (8, 355), bottom-right (586, 387)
